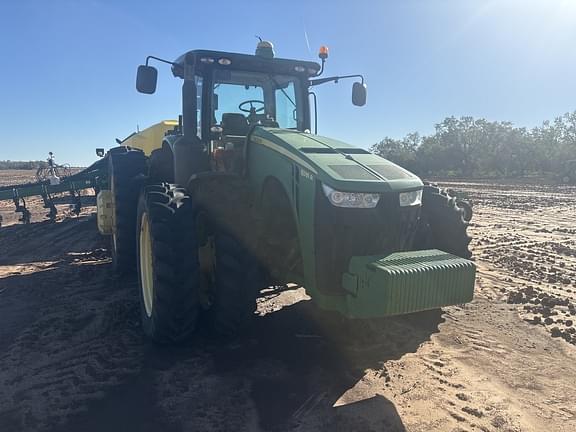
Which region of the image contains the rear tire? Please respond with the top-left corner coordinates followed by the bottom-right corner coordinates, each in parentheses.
top-left (136, 183), bottom-right (201, 343)
top-left (109, 149), bottom-right (147, 274)
top-left (414, 184), bottom-right (473, 259)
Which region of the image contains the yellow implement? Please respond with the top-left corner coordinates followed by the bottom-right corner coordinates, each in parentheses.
top-left (122, 120), bottom-right (178, 155)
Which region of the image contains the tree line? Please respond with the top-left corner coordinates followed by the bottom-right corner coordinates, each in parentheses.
top-left (371, 111), bottom-right (576, 178)
top-left (0, 160), bottom-right (47, 170)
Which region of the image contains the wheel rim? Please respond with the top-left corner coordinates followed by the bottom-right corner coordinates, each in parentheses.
top-left (139, 212), bottom-right (154, 317)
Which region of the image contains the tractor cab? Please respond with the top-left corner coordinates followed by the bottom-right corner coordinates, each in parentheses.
top-left (135, 42), bottom-right (367, 177)
top-left (172, 46), bottom-right (319, 174)
top-left (208, 68), bottom-right (303, 172)
top-left (168, 44), bottom-right (320, 136)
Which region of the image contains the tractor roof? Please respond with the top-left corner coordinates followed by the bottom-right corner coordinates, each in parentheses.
top-left (171, 50), bottom-right (321, 79)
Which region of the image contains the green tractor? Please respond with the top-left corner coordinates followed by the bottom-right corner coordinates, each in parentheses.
top-left (98, 41), bottom-right (475, 343)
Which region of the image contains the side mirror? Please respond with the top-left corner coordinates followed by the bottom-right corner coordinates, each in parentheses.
top-left (136, 65), bottom-right (158, 94)
top-left (352, 82), bottom-right (367, 106)
top-left (96, 148), bottom-right (105, 158)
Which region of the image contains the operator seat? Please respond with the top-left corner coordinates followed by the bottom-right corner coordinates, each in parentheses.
top-left (219, 113), bottom-right (250, 174)
top-left (221, 113), bottom-right (249, 137)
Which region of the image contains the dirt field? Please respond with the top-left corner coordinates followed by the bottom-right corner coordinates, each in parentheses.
top-left (1, 170), bottom-right (575, 432)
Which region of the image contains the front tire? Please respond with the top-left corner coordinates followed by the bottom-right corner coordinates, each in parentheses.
top-left (210, 229), bottom-right (262, 337)
top-left (136, 184), bottom-right (201, 343)
top-left (414, 184), bottom-right (473, 259)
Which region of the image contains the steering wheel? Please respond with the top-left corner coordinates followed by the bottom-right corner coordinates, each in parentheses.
top-left (238, 100), bottom-right (265, 113)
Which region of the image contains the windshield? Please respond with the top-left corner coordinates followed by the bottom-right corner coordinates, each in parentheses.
top-left (212, 70), bottom-right (302, 131)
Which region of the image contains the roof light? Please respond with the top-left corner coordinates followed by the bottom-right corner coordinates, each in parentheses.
top-left (200, 57), bottom-right (215, 64)
top-left (319, 45), bottom-right (329, 60)
top-left (294, 65), bottom-right (306, 72)
top-left (218, 58), bottom-right (232, 66)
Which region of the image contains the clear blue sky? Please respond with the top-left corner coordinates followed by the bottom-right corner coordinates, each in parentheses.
top-left (1, 0), bottom-right (575, 166)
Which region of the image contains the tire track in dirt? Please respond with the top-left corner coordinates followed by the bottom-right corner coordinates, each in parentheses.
top-left (443, 180), bottom-right (576, 344)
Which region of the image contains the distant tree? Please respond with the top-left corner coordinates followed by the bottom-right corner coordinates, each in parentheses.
top-left (370, 132), bottom-right (421, 173)
top-left (372, 111), bottom-right (576, 178)
top-left (0, 160), bottom-right (46, 170)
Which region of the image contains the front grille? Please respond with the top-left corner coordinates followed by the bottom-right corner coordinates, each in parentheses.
top-left (314, 184), bottom-right (420, 295)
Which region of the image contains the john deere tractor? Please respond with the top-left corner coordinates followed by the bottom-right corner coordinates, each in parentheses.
top-left (97, 41), bottom-right (475, 343)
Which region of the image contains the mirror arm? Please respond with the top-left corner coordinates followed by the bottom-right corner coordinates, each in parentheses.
top-left (145, 55), bottom-right (177, 67)
top-left (309, 74), bottom-right (364, 87)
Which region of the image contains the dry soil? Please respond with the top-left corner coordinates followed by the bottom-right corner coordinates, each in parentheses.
top-left (0, 171), bottom-right (575, 432)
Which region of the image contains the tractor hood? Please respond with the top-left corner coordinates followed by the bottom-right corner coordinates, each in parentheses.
top-left (250, 128), bottom-right (423, 193)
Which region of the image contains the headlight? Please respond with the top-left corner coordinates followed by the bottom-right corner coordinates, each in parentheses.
top-left (399, 190), bottom-right (422, 207)
top-left (322, 184), bottom-right (380, 208)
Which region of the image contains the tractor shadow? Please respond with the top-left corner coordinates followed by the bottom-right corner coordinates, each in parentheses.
top-left (0, 216), bottom-right (442, 432)
top-left (199, 291), bottom-right (442, 431)
top-left (131, 288), bottom-right (442, 431)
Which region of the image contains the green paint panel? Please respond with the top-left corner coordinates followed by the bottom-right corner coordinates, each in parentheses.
top-left (252, 128), bottom-right (423, 192)
top-left (342, 249), bottom-right (476, 318)
top-left (246, 127), bottom-right (474, 315)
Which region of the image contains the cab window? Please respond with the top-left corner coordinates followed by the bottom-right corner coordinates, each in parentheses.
top-left (211, 70), bottom-right (302, 131)
top-left (213, 83), bottom-right (264, 124)
top-left (275, 81), bottom-right (298, 129)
